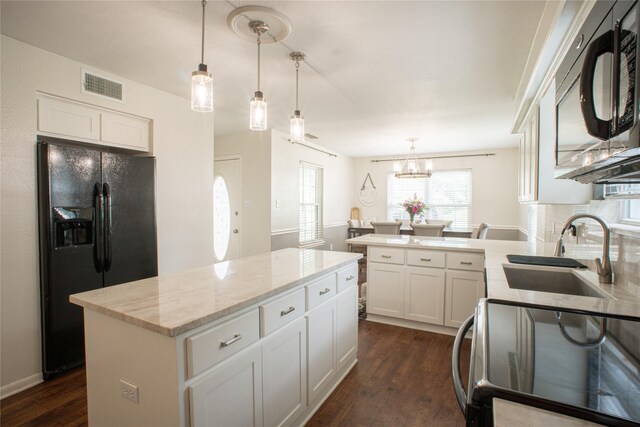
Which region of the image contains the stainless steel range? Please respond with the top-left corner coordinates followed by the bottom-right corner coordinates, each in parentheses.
top-left (452, 299), bottom-right (640, 426)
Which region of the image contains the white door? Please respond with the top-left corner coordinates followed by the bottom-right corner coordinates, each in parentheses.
top-left (366, 262), bottom-right (404, 318)
top-left (306, 299), bottom-right (336, 405)
top-left (404, 266), bottom-right (445, 325)
top-left (336, 285), bottom-right (358, 372)
top-left (213, 158), bottom-right (242, 261)
top-left (444, 270), bottom-right (485, 328)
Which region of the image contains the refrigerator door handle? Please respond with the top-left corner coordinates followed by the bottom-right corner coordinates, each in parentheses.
top-left (103, 182), bottom-right (112, 272)
top-left (94, 182), bottom-right (104, 272)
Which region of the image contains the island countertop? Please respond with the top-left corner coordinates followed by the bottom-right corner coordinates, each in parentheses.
top-left (70, 248), bottom-right (361, 337)
top-left (346, 234), bottom-right (640, 317)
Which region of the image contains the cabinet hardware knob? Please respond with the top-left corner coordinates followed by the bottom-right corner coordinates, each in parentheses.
top-left (460, 261), bottom-right (473, 265)
top-left (220, 333), bottom-right (242, 348)
top-left (420, 258), bottom-right (432, 262)
top-left (280, 306), bottom-right (295, 316)
top-left (320, 288), bottom-right (331, 295)
top-left (381, 255), bottom-right (392, 259)
top-left (346, 275), bottom-right (355, 281)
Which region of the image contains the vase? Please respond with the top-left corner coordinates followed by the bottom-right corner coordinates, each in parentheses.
top-left (409, 213), bottom-right (415, 223)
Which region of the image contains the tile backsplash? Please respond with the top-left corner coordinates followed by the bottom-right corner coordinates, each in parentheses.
top-left (529, 200), bottom-right (640, 298)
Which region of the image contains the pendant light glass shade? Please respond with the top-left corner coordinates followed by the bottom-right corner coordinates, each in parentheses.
top-left (191, 65), bottom-right (213, 112)
top-left (191, 1), bottom-right (213, 112)
top-left (290, 110), bottom-right (304, 143)
top-left (250, 91), bottom-right (268, 131)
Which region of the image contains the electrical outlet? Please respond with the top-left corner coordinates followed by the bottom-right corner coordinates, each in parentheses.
top-left (120, 379), bottom-right (139, 404)
top-left (330, 243), bottom-right (333, 250)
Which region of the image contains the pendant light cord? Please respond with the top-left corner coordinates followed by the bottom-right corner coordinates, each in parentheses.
top-left (295, 59), bottom-right (300, 109)
top-left (200, 0), bottom-right (206, 64)
top-left (257, 35), bottom-right (262, 91)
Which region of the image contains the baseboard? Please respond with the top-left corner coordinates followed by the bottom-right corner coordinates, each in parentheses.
top-left (365, 314), bottom-right (460, 337)
top-left (1, 372), bottom-right (43, 399)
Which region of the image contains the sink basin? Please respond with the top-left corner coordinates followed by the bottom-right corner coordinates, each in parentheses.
top-left (503, 265), bottom-right (607, 298)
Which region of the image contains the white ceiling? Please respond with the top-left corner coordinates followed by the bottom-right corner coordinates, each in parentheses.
top-left (1, 1), bottom-right (545, 157)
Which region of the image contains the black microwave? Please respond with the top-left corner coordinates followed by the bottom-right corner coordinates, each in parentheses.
top-left (556, 0), bottom-right (640, 183)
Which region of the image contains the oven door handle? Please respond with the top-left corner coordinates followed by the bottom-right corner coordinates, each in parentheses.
top-left (452, 314), bottom-right (475, 416)
top-left (580, 29), bottom-right (614, 140)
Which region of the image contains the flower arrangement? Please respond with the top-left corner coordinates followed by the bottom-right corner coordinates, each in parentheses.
top-left (402, 194), bottom-right (427, 222)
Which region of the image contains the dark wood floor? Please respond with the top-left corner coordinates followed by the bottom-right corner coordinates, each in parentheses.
top-left (0, 321), bottom-right (469, 427)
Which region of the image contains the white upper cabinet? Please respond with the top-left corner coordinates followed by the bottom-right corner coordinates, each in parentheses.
top-left (37, 94), bottom-right (151, 153)
top-left (518, 80), bottom-right (592, 204)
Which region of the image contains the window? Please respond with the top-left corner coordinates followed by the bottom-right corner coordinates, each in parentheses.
top-left (299, 162), bottom-right (323, 245)
top-left (213, 175), bottom-right (231, 261)
top-left (623, 199), bottom-right (640, 225)
top-left (387, 169), bottom-right (472, 228)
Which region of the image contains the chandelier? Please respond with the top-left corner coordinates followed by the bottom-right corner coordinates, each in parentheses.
top-left (394, 138), bottom-right (433, 179)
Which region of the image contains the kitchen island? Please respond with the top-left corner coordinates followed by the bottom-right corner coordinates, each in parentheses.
top-left (70, 248), bottom-right (361, 427)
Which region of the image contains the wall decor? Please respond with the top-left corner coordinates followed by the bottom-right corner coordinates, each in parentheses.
top-left (358, 172), bottom-right (379, 207)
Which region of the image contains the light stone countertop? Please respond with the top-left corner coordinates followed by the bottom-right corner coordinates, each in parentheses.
top-left (70, 248), bottom-right (361, 337)
top-left (493, 399), bottom-right (604, 427)
top-left (346, 234), bottom-right (640, 317)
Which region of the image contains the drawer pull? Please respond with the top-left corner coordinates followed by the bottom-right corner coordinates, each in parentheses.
top-left (381, 255), bottom-right (392, 259)
top-left (420, 258), bottom-right (432, 262)
top-left (280, 306), bottom-right (296, 316)
top-left (220, 334), bottom-right (242, 348)
top-left (319, 288), bottom-right (332, 296)
top-left (346, 275), bottom-right (355, 281)
top-left (460, 261), bottom-right (473, 265)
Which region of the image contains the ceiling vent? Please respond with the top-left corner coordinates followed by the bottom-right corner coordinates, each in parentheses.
top-left (82, 69), bottom-right (124, 102)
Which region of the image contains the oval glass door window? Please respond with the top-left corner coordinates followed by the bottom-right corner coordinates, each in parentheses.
top-left (213, 175), bottom-right (231, 261)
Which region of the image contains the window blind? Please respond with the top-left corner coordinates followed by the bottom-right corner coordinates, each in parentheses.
top-left (387, 169), bottom-right (472, 227)
top-left (299, 162), bottom-right (324, 245)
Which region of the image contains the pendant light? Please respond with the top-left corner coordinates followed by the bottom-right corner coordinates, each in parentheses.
top-left (395, 138), bottom-right (432, 179)
top-left (191, 0), bottom-right (213, 112)
top-left (249, 20), bottom-right (270, 131)
top-left (289, 52), bottom-right (306, 143)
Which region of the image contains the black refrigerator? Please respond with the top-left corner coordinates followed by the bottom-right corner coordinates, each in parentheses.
top-left (37, 136), bottom-right (158, 379)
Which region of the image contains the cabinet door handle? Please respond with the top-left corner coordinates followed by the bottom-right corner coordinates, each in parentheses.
top-left (460, 261), bottom-right (473, 265)
top-left (220, 334), bottom-right (242, 348)
top-left (320, 288), bottom-right (332, 296)
top-left (420, 258), bottom-right (432, 262)
top-left (280, 306), bottom-right (296, 316)
top-left (381, 255), bottom-right (392, 259)
top-left (346, 275), bottom-right (355, 281)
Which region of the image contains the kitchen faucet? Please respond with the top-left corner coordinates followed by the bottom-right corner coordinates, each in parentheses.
top-left (553, 214), bottom-right (612, 284)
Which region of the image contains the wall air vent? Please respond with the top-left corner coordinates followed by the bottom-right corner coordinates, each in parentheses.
top-left (82, 69), bottom-right (124, 102)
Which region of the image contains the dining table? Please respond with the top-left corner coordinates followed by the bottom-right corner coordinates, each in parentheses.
top-left (347, 225), bottom-right (474, 239)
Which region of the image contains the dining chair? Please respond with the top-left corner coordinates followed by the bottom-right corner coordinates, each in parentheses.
top-left (370, 221), bottom-right (401, 235)
top-left (472, 223), bottom-right (490, 239)
top-left (411, 223), bottom-right (446, 237)
top-left (426, 219), bottom-right (453, 228)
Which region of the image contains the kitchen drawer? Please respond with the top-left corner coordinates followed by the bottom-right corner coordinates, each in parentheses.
top-left (368, 247), bottom-right (405, 265)
top-left (406, 250), bottom-right (445, 269)
top-left (260, 288), bottom-right (305, 337)
top-left (186, 308), bottom-right (260, 378)
top-left (306, 274), bottom-right (337, 310)
top-left (336, 263), bottom-right (358, 293)
top-left (447, 252), bottom-right (485, 272)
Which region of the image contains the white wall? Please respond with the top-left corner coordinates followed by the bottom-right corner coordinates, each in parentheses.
top-left (352, 148), bottom-right (521, 228)
top-left (215, 131), bottom-right (271, 256)
top-left (271, 130), bottom-right (355, 234)
top-left (0, 36), bottom-right (214, 394)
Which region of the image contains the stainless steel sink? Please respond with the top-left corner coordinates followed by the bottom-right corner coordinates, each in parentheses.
top-left (503, 265), bottom-right (608, 298)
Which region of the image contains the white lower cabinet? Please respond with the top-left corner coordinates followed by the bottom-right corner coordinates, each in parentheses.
top-left (306, 300), bottom-right (337, 405)
top-left (262, 316), bottom-right (307, 427)
top-left (336, 285), bottom-right (358, 372)
top-left (185, 263), bottom-right (358, 427)
top-left (404, 266), bottom-right (445, 324)
top-left (367, 263), bottom-right (404, 317)
top-left (367, 249), bottom-right (485, 329)
top-left (189, 345), bottom-right (263, 427)
top-left (444, 270), bottom-right (485, 328)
